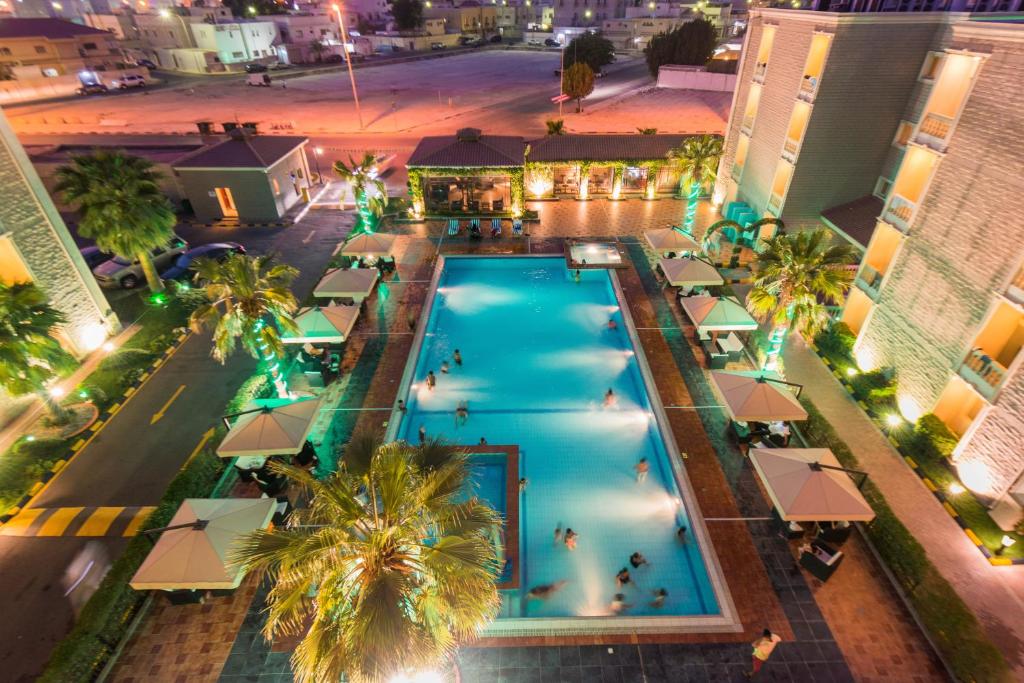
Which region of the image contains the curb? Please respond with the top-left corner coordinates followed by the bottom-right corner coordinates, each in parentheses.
top-left (0, 331), bottom-right (192, 527)
top-left (810, 343), bottom-right (1024, 566)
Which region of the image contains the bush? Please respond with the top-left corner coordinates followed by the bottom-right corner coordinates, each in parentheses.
top-left (0, 438), bottom-right (66, 510)
top-left (225, 373), bottom-right (273, 415)
top-left (813, 322), bottom-right (855, 368)
top-left (911, 414), bottom-right (958, 464)
top-left (705, 58), bottom-right (738, 74)
top-left (798, 400), bottom-right (1012, 682)
top-left (644, 19), bottom-right (717, 77)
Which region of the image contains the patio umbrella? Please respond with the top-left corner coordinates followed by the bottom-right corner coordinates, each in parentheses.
top-left (281, 306), bottom-right (360, 345)
top-left (748, 448), bottom-right (875, 522)
top-left (217, 397), bottom-right (320, 458)
top-left (340, 232), bottom-right (396, 258)
top-left (645, 228), bottom-right (700, 253)
top-left (710, 371), bottom-right (808, 422)
top-left (681, 296), bottom-right (758, 332)
top-left (313, 267), bottom-right (378, 300)
top-left (130, 498), bottom-right (276, 590)
top-left (659, 256), bottom-right (724, 287)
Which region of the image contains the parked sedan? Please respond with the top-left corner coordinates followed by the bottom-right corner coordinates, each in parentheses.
top-left (79, 246), bottom-right (112, 270)
top-left (159, 242), bottom-right (246, 281)
top-left (92, 236), bottom-right (188, 289)
top-left (77, 82), bottom-right (109, 96)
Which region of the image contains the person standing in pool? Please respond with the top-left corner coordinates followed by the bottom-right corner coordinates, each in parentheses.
top-left (554, 523), bottom-right (563, 544)
top-left (418, 425), bottom-right (426, 443)
top-left (441, 361), bottom-right (450, 374)
top-left (610, 594), bottom-right (633, 614)
top-left (635, 457), bottom-right (649, 482)
top-left (608, 318), bottom-right (618, 330)
top-left (564, 528), bottom-right (578, 550)
top-left (604, 388), bottom-right (616, 407)
top-left (574, 269), bottom-right (581, 283)
top-left (650, 588), bottom-right (668, 608)
top-left (630, 552), bottom-right (648, 569)
top-left (455, 401), bottom-right (469, 427)
top-left (616, 567), bottom-right (631, 588)
top-left (453, 349), bottom-right (463, 367)
top-left (426, 371), bottom-right (436, 390)
top-left (479, 437), bottom-right (488, 445)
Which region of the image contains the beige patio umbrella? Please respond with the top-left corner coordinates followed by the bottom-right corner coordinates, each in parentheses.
top-left (281, 306), bottom-right (360, 345)
top-left (659, 256), bottom-right (724, 287)
top-left (340, 232), bottom-right (396, 258)
top-left (217, 397), bottom-right (320, 458)
top-left (645, 228), bottom-right (700, 253)
top-left (681, 296), bottom-right (758, 333)
top-left (313, 267), bottom-right (378, 301)
top-left (130, 498), bottom-right (276, 590)
top-left (749, 448), bottom-right (875, 522)
top-left (710, 371), bottom-right (808, 422)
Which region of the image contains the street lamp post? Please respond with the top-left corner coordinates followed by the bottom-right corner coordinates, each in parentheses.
top-left (331, 3), bottom-right (364, 130)
top-left (159, 8), bottom-right (194, 49)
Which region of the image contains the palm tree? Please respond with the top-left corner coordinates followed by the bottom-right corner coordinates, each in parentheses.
top-left (747, 229), bottom-right (855, 367)
top-left (189, 253), bottom-right (299, 397)
top-left (667, 134), bottom-right (723, 234)
top-left (56, 150), bottom-right (176, 293)
top-left (333, 152), bottom-right (387, 235)
top-left (231, 437), bottom-right (501, 683)
top-left (0, 282), bottom-right (76, 421)
top-left (309, 38), bottom-right (326, 63)
top-left (545, 119), bottom-right (565, 135)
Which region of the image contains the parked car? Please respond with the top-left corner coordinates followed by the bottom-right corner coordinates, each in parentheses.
top-left (135, 59), bottom-right (157, 70)
top-left (111, 74), bottom-right (146, 89)
top-left (431, 42), bottom-right (445, 50)
top-left (76, 82), bottom-right (108, 96)
top-left (159, 242), bottom-right (246, 281)
top-left (489, 34), bottom-right (502, 43)
top-left (79, 246), bottom-right (112, 270)
top-left (544, 38), bottom-right (560, 47)
top-left (245, 63), bottom-right (268, 73)
top-left (246, 73), bottom-right (272, 87)
top-left (92, 235), bottom-right (189, 289)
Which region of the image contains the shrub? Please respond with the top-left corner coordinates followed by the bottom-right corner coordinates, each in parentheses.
top-left (813, 322), bottom-right (855, 368)
top-left (911, 414), bottom-right (959, 464)
top-left (225, 373), bottom-right (273, 415)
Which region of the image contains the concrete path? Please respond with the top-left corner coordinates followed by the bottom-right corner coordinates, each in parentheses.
top-left (783, 335), bottom-right (1024, 677)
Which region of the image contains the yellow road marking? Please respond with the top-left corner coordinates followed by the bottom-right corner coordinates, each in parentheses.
top-left (0, 508), bottom-right (45, 535)
top-left (122, 507), bottom-right (154, 537)
top-left (151, 384), bottom-right (187, 425)
top-left (37, 506), bottom-right (85, 536)
top-left (76, 507), bottom-right (125, 537)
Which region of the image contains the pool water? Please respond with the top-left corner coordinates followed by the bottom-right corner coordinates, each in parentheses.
top-left (395, 257), bottom-right (719, 619)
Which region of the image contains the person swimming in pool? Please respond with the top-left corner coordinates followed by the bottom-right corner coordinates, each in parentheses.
top-left (426, 370), bottom-right (436, 390)
top-left (418, 425), bottom-right (426, 443)
top-left (650, 588), bottom-right (668, 608)
top-left (616, 567), bottom-right (631, 588)
top-left (604, 388), bottom-right (617, 407)
top-left (455, 401), bottom-right (469, 426)
top-left (630, 552), bottom-right (648, 569)
top-left (441, 361), bottom-right (450, 374)
top-left (574, 269), bottom-right (581, 283)
top-left (608, 318), bottom-right (618, 330)
top-left (453, 349), bottom-right (463, 366)
top-left (527, 581), bottom-right (568, 600)
top-left (564, 528), bottom-right (578, 550)
top-left (610, 593), bottom-right (633, 614)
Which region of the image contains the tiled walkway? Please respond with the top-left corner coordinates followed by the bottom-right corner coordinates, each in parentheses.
top-left (784, 337), bottom-right (1024, 679)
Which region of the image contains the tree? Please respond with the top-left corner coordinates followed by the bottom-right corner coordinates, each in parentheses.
top-left (637, 127), bottom-right (658, 135)
top-left (221, 0), bottom-right (286, 16)
top-left (564, 32), bottom-right (615, 74)
top-left (309, 38), bottom-right (326, 63)
top-left (562, 62), bottom-right (595, 113)
top-left (667, 133), bottom-right (723, 233)
top-left (0, 282), bottom-right (76, 421)
top-left (333, 152), bottom-right (388, 235)
top-left (644, 19), bottom-right (717, 77)
top-left (545, 119), bottom-right (565, 135)
top-left (189, 253), bottom-right (298, 397)
top-left (747, 229), bottom-right (855, 367)
top-left (56, 151), bottom-right (176, 293)
top-left (231, 437), bottom-right (501, 683)
top-left (390, 0), bottom-right (423, 31)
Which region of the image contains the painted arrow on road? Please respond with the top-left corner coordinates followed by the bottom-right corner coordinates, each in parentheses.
top-left (183, 428), bottom-right (217, 467)
top-left (151, 384), bottom-right (186, 425)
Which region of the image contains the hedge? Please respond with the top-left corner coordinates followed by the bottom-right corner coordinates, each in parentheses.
top-left (39, 439), bottom-right (227, 682)
top-left (798, 399), bottom-right (1012, 683)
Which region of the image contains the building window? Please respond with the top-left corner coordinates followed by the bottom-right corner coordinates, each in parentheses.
top-left (232, 51), bottom-right (244, 58)
top-left (873, 176), bottom-right (893, 200)
top-left (83, 42), bottom-right (97, 50)
top-left (918, 52), bottom-right (943, 82)
top-left (893, 121), bottom-right (914, 148)
top-left (34, 45), bottom-right (47, 54)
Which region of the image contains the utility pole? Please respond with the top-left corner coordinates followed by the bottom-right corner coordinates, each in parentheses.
top-left (559, 41), bottom-right (564, 118)
top-left (332, 3), bottom-right (364, 130)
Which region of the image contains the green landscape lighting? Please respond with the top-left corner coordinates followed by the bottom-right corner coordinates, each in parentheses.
top-left (79, 390), bottom-right (89, 399)
top-left (25, 435), bottom-right (35, 442)
top-left (149, 292), bottom-right (168, 306)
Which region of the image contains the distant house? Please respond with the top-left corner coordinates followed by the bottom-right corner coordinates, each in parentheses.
top-left (0, 18), bottom-right (122, 79)
top-left (172, 133), bottom-right (311, 223)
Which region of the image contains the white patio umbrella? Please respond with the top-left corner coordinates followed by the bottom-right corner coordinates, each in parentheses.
top-left (281, 306), bottom-right (360, 345)
top-left (710, 371), bottom-right (808, 422)
top-left (645, 228), bottom-right (700, 253)
top-left (340, 232), bottom-right (396, 258)
top-left (217, 397), bottom-right (320, 458)
top-left (313, 267), bottom-right (378, 301)
top-left (681, 296), bottom-right (758, 333)
top-left (748, 448), bottom-right (875, 522)
top-left (659, 256), bottom-right (724, 287)
top-left (130, 498), bottom-right (276, 590)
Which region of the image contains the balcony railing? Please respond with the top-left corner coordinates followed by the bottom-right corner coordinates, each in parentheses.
top-left (958, 347), bottom-right (1009, 401)
top-left (1007, 266), bottom-right (1024, 305)
top-left (883, 193), bottom-right (916, 232)
top-left (766, 191), bottom-right (784, 215)
top-left (915, 112), bottom-right (955, 152)
top-left (798, 75), bottom-right (818, 102)
top-left (782, 137), bottom-right (800, 162)
top-left (856, 264), bottom-right (884, 299)
top-left (753, 61), bottom-right (767, 82)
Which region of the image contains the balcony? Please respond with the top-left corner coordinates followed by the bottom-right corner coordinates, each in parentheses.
top-left (766, 191), bottom-right (784, 215)
top-left (958, 347), bottom-right (1008, 402)
top-left (855, 264), bottom-right (883, 299)
top-left (781, 136), bottom-right (800, 163)
top-left (1007, 266), bottom-right (1024, 305)
top-left (797, 76), bottom-right (818, 102)
top-left (915, 112), bottom-right (954, 152)
top-left (753, 61), bottom-right (767, 83)
top-left (741, 114), bottom-right (755, 135)
top-left (883, 193), bottom-right (916, 231)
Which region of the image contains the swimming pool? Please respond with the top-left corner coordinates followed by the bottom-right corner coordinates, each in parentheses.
top-left (389, 256), bottom-right (737, 634)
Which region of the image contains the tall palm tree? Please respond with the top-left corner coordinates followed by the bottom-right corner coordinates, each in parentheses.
top-left (334, 152), bottom-right (387, 235)
top-left (189, 253), bottom-right (299, 397)
top-left (55, 150), bottom-right (176, 293)
top-left (0, 282), bottom-right (76, 421)
top-left (747, 229), bottom-right (855, 367)
top-left (667, 134), bottom-right (723, 234)
top-left (231, 437), bottom-right (501, 683)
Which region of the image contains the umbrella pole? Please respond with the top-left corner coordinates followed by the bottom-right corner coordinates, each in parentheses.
top-left (810, 461), bottom-right (869, 489)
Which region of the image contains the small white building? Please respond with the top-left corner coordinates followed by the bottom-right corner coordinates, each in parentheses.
top-left (271, 14), bottom-right (344, 64)
top-left (190, 20), bottom-right (279, 67)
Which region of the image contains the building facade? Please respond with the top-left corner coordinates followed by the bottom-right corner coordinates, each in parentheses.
top-left (806, 0), bottom-right (1023, 13)
top-left (0, 17), bottom-right (123, 78)
top-left (715, 8), bottom-right (1024, 524)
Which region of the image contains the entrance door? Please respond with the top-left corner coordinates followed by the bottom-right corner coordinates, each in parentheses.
top-left (215, 187), bottom-right (239, 218)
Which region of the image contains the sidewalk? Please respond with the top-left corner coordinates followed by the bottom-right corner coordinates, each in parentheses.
top-left (783, 335), bottom-right (1024, 678)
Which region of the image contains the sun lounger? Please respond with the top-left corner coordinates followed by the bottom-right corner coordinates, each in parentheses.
top-left (447, 218), bottom-right (459, 236)
top-left (512, 219), bottom-right (523, 236)
top-left (491, 218), bottom-right (502, 237)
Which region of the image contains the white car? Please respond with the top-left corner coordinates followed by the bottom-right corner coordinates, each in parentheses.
top-left (92, 236), bottom-right (188, 289)
top-left (111, 74), bottom-right (146, 89)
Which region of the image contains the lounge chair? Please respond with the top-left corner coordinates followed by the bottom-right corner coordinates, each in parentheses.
top-left (490, 218), bottom-right (502, 237)
top-left (469, 219), bottom-right (482, 240)
top-left (447, 218), bottom-right (459, 236)
top-left (512, 219), bottom-right (523, 236)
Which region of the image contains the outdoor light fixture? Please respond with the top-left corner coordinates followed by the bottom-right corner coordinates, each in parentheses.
top-left (49, 386), bottom-right (66, 399)
top-left (584, 9), bottom-right (592, 17)
top-left (885, 414), bottom-right (902, 427)
top-left (102, 341), bottom-right (115, 353)
top-left (845, 367), bottom-right (857, 377)
top-left (158, 7), bottom-right (168, 16)
top-left (948, 482), bottom-right (965, 495)
top-left (996, 535), bottom-right (1016, 556)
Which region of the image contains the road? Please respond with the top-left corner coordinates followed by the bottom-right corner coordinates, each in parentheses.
top-left (0, 198), bottom-right (353, 682)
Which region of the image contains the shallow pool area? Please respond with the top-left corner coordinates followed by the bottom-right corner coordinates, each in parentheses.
top-left (390, 256), bottom-right (736, 634)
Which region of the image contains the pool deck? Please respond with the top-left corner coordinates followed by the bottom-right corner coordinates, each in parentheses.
top-left (111, 200), bottom-right (946, 682)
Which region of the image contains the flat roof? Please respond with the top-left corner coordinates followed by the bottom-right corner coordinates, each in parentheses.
top-left (173, 135), bottom-right (308, 170)
top-left (527, 134), bottom-right (693, 163)
top-left (820, 195), bottom-right (884, 250)
top-left (0, 18), bottom-right (113, 39)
